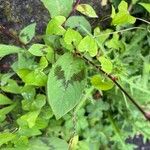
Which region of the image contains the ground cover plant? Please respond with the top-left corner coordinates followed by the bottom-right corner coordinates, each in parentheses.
top-left (0, 0), bottom-right (150, 149)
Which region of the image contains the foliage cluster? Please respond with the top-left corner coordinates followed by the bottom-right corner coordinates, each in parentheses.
top-left (0, 0), bottom-right (150, 149)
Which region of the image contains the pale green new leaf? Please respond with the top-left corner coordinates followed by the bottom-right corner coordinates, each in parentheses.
top-left (47, 53), bottom-right (86, 119)
top-left (76, 4), bottom-right (98, 18)
top-left (46, 16), bottom-right (66, 35)
top-left (0, 132), bottom-right (16, 147)
top-left (41, 0), bottom-right (73, 17)
top-left (17, 111), bottom-right (40, 128)
top-left (39, 56), bottom-right (48, 69)
top-left (17, 69), bottom-right (47, 86)
top-left (139, 3), bottom-right (150, 12)
top-left (64, 28), bottom-right (82, 47)
top-left (91, 75), bottom-right (114, 91)
top-left (111, 1), bottom-right (136, 26)
top-left (0, 94), bottom-right (13, 105)
top-left (78, 35), bottom-right (98, 57)
top-left (0, 44), bottom-right (23, 58)
top-left (19, 23), bottom-right (36, 44)
top-left (98, 56), bottom-right (113, 74)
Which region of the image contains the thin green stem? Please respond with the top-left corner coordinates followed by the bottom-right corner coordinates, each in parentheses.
top-left (136, 17), bottom-right (150, 25)
top-left (95, 27), bottom-right (146, 38)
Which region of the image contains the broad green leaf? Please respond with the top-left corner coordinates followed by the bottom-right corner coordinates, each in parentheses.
top-left (64, 28), bottom-right (82, 47)
top-left (46, 16), bottom-right (66, 35)
top-left (78, 35), bottom-right (98, 57)
top-left (28, 44), bottom-right (53, 57)
top-left (91, 75), bottom-right (114, 90)
top-left (139, 3), bottom-right (150, 12)
top-left (41, 0), bottom-right (73, 17)
top-left (0, 132), bottom-right (16, 147)
top-left (0, 94), bottom-right (13, 105)
top-left (17, 111), bottom-right (40, 128)
top-left (0, 44), bottom-right (23, 58)
top-left (1, 79), bottom-right (22, 94)
top-left (29, 137), bottom-right (69, 150)
top-left (17, 69), bottom-right (47, 86)
top-left (19, 23), bottom-right (36, 44)
top-left (65, 16), bottom-right (91, 34)
top-left (111, 1), bottom-right (136, 26)
top-left (98, 56), bottom-right (113, 74)
top-left (0, 102), bottom-right (17, 116)
top-left (47, 53), bottom-right (86, 119)
top-left (76, 4), bottom-right (98, 18)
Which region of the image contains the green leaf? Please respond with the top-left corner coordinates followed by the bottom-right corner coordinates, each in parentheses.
top-left (64, 28), bottom-right (82, 47)
top-left (46, 16), bottom-right (66, 35)
top-left (60, 38), bottom-right (74, 51)
top-left (28, 44), bottom-right (53, 57)
top-left (17, 111), bottom-right (40, 128)
top-left (0, 102), bottom-right (17, 116)
top-left (65, 16), bottom-right (91, 34)
top-left (98, 56), bottom-right (113, 74)
top-left (1, 79), bottom-right (22, 94)
top-left (0, 44), bottom-right (23, 58)
top-left (39, 56), bottom-right (48, 69)
top-left (0, 94), bottom-right (13, 105)
top-left (41, 0), bottom-right (73, 17)
top-left (111, 1), bottom-right (136, 26)
top-left (12, 52), bottom-right (37, 72)
top-left (17, 69), bottom-right (47, 86)
top-left (76, 4), bottom-right (98, 18)
top-left (105, 34), bottom-right (125, 51)
top-left (47, 53), bottom-right (86, 119)
top-left (31, 94), bottom-right (46, 110)
top-left (94, 27), bottom-right (112, 45)
top-left (139, 3), bottom-right (150, 12)
top-left (0, 132), bottom-right (16, 147)
top-left (19, 23), bottom-right (36, 44)
top-left (78, 35), bottom-right (98, 57)
top-left (29, 137), bottom-right (69, 150)
top-left (18, 127), bottom-right (41, 137)
top-left (91, 75), bottom-right (114, 91)
top-left (21, 85), bottom-right (36, 100)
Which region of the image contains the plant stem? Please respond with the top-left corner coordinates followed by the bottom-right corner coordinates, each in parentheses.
top-left (0, 25), bottom-right (26, 47)
top-left (76, 52), bottom-right (150, 121)
top-left (68, 0), bottom-right (81, 18)
top-left (136, 17), bottom-right (150, 25)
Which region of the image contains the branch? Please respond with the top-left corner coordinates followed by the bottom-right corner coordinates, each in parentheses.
top-left (68, 0), bottom-right (81, 18)
top-left (76, 52), bottom-right (150, 121)
top-left (0, 25), bottom-right (26, 47)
